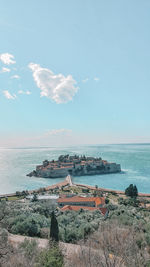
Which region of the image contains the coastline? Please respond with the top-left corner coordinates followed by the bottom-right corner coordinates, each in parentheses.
top-left (1, 144), bottom-right (150, 196)
top-left (1, 175), bottom-right (150, 198)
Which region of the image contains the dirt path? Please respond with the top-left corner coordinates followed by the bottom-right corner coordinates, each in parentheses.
top-left (8, 233), bottom-right (125, 266)
top-left (8, 233), bottom-right (82, 258)
top-left (8, 234), bottom-right (49, 249)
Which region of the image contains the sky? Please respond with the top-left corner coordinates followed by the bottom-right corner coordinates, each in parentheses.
top-left (0, 0), bottom-right (150, 147)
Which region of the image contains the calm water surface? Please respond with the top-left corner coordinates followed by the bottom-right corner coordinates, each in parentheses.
top-left (0, 144), bottom-right (150, 194)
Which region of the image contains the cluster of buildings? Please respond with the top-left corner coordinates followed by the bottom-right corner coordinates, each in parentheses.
top-left (26, 154), bottom-right (120, 218)
top-left (27, 154), bottom-right (121, 178)
top-left (57, 195), bottom-right (108, 217)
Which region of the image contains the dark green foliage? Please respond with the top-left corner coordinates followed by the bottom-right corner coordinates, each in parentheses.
top-left (16, 191), bottom-right (22, 196)
top-left (0, 200), bottom-right (55, 237)
top-left (118, 197), bottom-right (139, 207)
top-left (108, 205), bottom-right (148, 229)
top-left (10, 214), bottom-right (49, 236)
top-left (145, 234), bottom-right (150, 246)
top-left (82, 188), bottom-right (89, 193)
top-left (136, 238), bottom-right (143, 249)
top-left (127, 197), bottom-right (139, 207)
top-left (58, 209), bottom-right (103, 243)
top-left (105, 198), bottom-right (109, 204)
top-left (93, 190), bottom-right (97, 197)
top-left (111, 191), bottom-right (117, 196)
top-left (50, 211), bottom-right (59, 242)
top-left (107, 204), bottom-right (118, 211)
top-left (125, 184), bottom-right (138, 198)
top-left (22, 190), bottom-right (29, 196)
top-left (35, 244), bottom-right (64, 267)
top-left (0, 201), bottom-right (7, 221)
top-left (32, 201), bottom-right (56, 218)
top-left (118, 197), bottom-right (124, 204)
top-left (1, 201), bottom-right (104, 244)
top-left (32, 193), bottom-right (38, 202)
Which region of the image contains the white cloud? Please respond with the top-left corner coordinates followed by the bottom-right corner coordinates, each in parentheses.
top-left (0, 53), bottom-right (16, 65)
top-left (18, 90), bottom-right (23, 94)
top-left (18, 90), bottom-right (31, 95)
top-left (94, 77), bottom-right (100, 81)
top-left (3, 90), bottom-right (17, 100)
top-left (28, 63), bottom-right (78, 104)
top-left (11, 74), bottom-right (20, 79)
top-left (26, 90), bottom-right (31, 95)
top-left (82, 78), bottom-right (89, 83)
top-left (1, 67), bottom-right (11, 73)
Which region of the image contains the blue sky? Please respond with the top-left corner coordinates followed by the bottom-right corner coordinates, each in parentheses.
top-left (0, 0), bottom-right (150, 147)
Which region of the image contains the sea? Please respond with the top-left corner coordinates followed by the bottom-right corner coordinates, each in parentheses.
top-left (0, 143), bottom-right (150, 195)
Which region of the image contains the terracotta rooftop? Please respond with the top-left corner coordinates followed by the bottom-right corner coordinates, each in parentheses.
top-left (57, 196), bottom-right (105, 206)
top-left (60, 205), bottom-right (107, 216)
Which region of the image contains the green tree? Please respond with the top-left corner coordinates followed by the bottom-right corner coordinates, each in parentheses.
top-left (35, 245), bottom-right (64, 267)
top-left (32, 193), bottom-right (38, 202)
top-left (133, 185), bottom-right (138, 197)
top-left (16, 191), bottom-right (21, 197)
top-left (50, 211), bottom-right (59, 242)
top-left (125, 184), bottom-right (138, 198)
top-left (105, 198), bottom-right (109, 204)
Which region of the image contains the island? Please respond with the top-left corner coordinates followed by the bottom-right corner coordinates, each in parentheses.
top-left (27, 154), bottom-right (121, 178)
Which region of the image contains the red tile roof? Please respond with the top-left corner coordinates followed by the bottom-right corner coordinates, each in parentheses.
top-left (57, 196), bottom-right (105, 206)
top-left (60, 205), bottom-right (107, 216)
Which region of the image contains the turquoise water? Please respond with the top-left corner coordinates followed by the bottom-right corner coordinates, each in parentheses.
top-left (0, 144), bottom-right (150, 194)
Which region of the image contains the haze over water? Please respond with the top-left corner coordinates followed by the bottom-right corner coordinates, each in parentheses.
top-left (0, 143), bottom-right (150, 195)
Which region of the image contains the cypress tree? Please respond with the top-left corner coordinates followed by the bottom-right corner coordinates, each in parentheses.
top-left (125, 184), bottom-right (138, 198)
top-left (125, 184), bottom-right (133, 197)
top-left (50, 211), bottom-right (59, 242)
top-left (133, 185), bottom-right (138, 198)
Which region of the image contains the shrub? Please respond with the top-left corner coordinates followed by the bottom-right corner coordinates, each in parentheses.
top-left (11, 214), bottom-right (49, 237)
top-left (125, 184), bottom-right (138, 198)
top-left (57, 210), bottom-right (104, 243)
top-left (40, 227), bottom-right (49, 238)
top-left (107, 204), bottom-right (118, 211)
top-left (111, 191), bottom-right (117, 196)
top-left (65, 228), bottom-right (79, 243)
top-left (118, 197), bottom-right (124, 204)
top-left (32, 193), bottom-right (38, 202)
top-left (19, 238), bottom-right (38, 259)
top-left (35, 244), bottom-right (64, 267)
top-left (145, 234), bottom-right (150, 246)
top-left (105, 198), bottom-right (109, 204)
top-left (12, 219), bottom-right (40, 237)
top-left (118, 197), bottom-right (139, 207)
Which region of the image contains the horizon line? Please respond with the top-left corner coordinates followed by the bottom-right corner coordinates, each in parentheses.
top-left (1, 142), bottom-right (150, 150)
